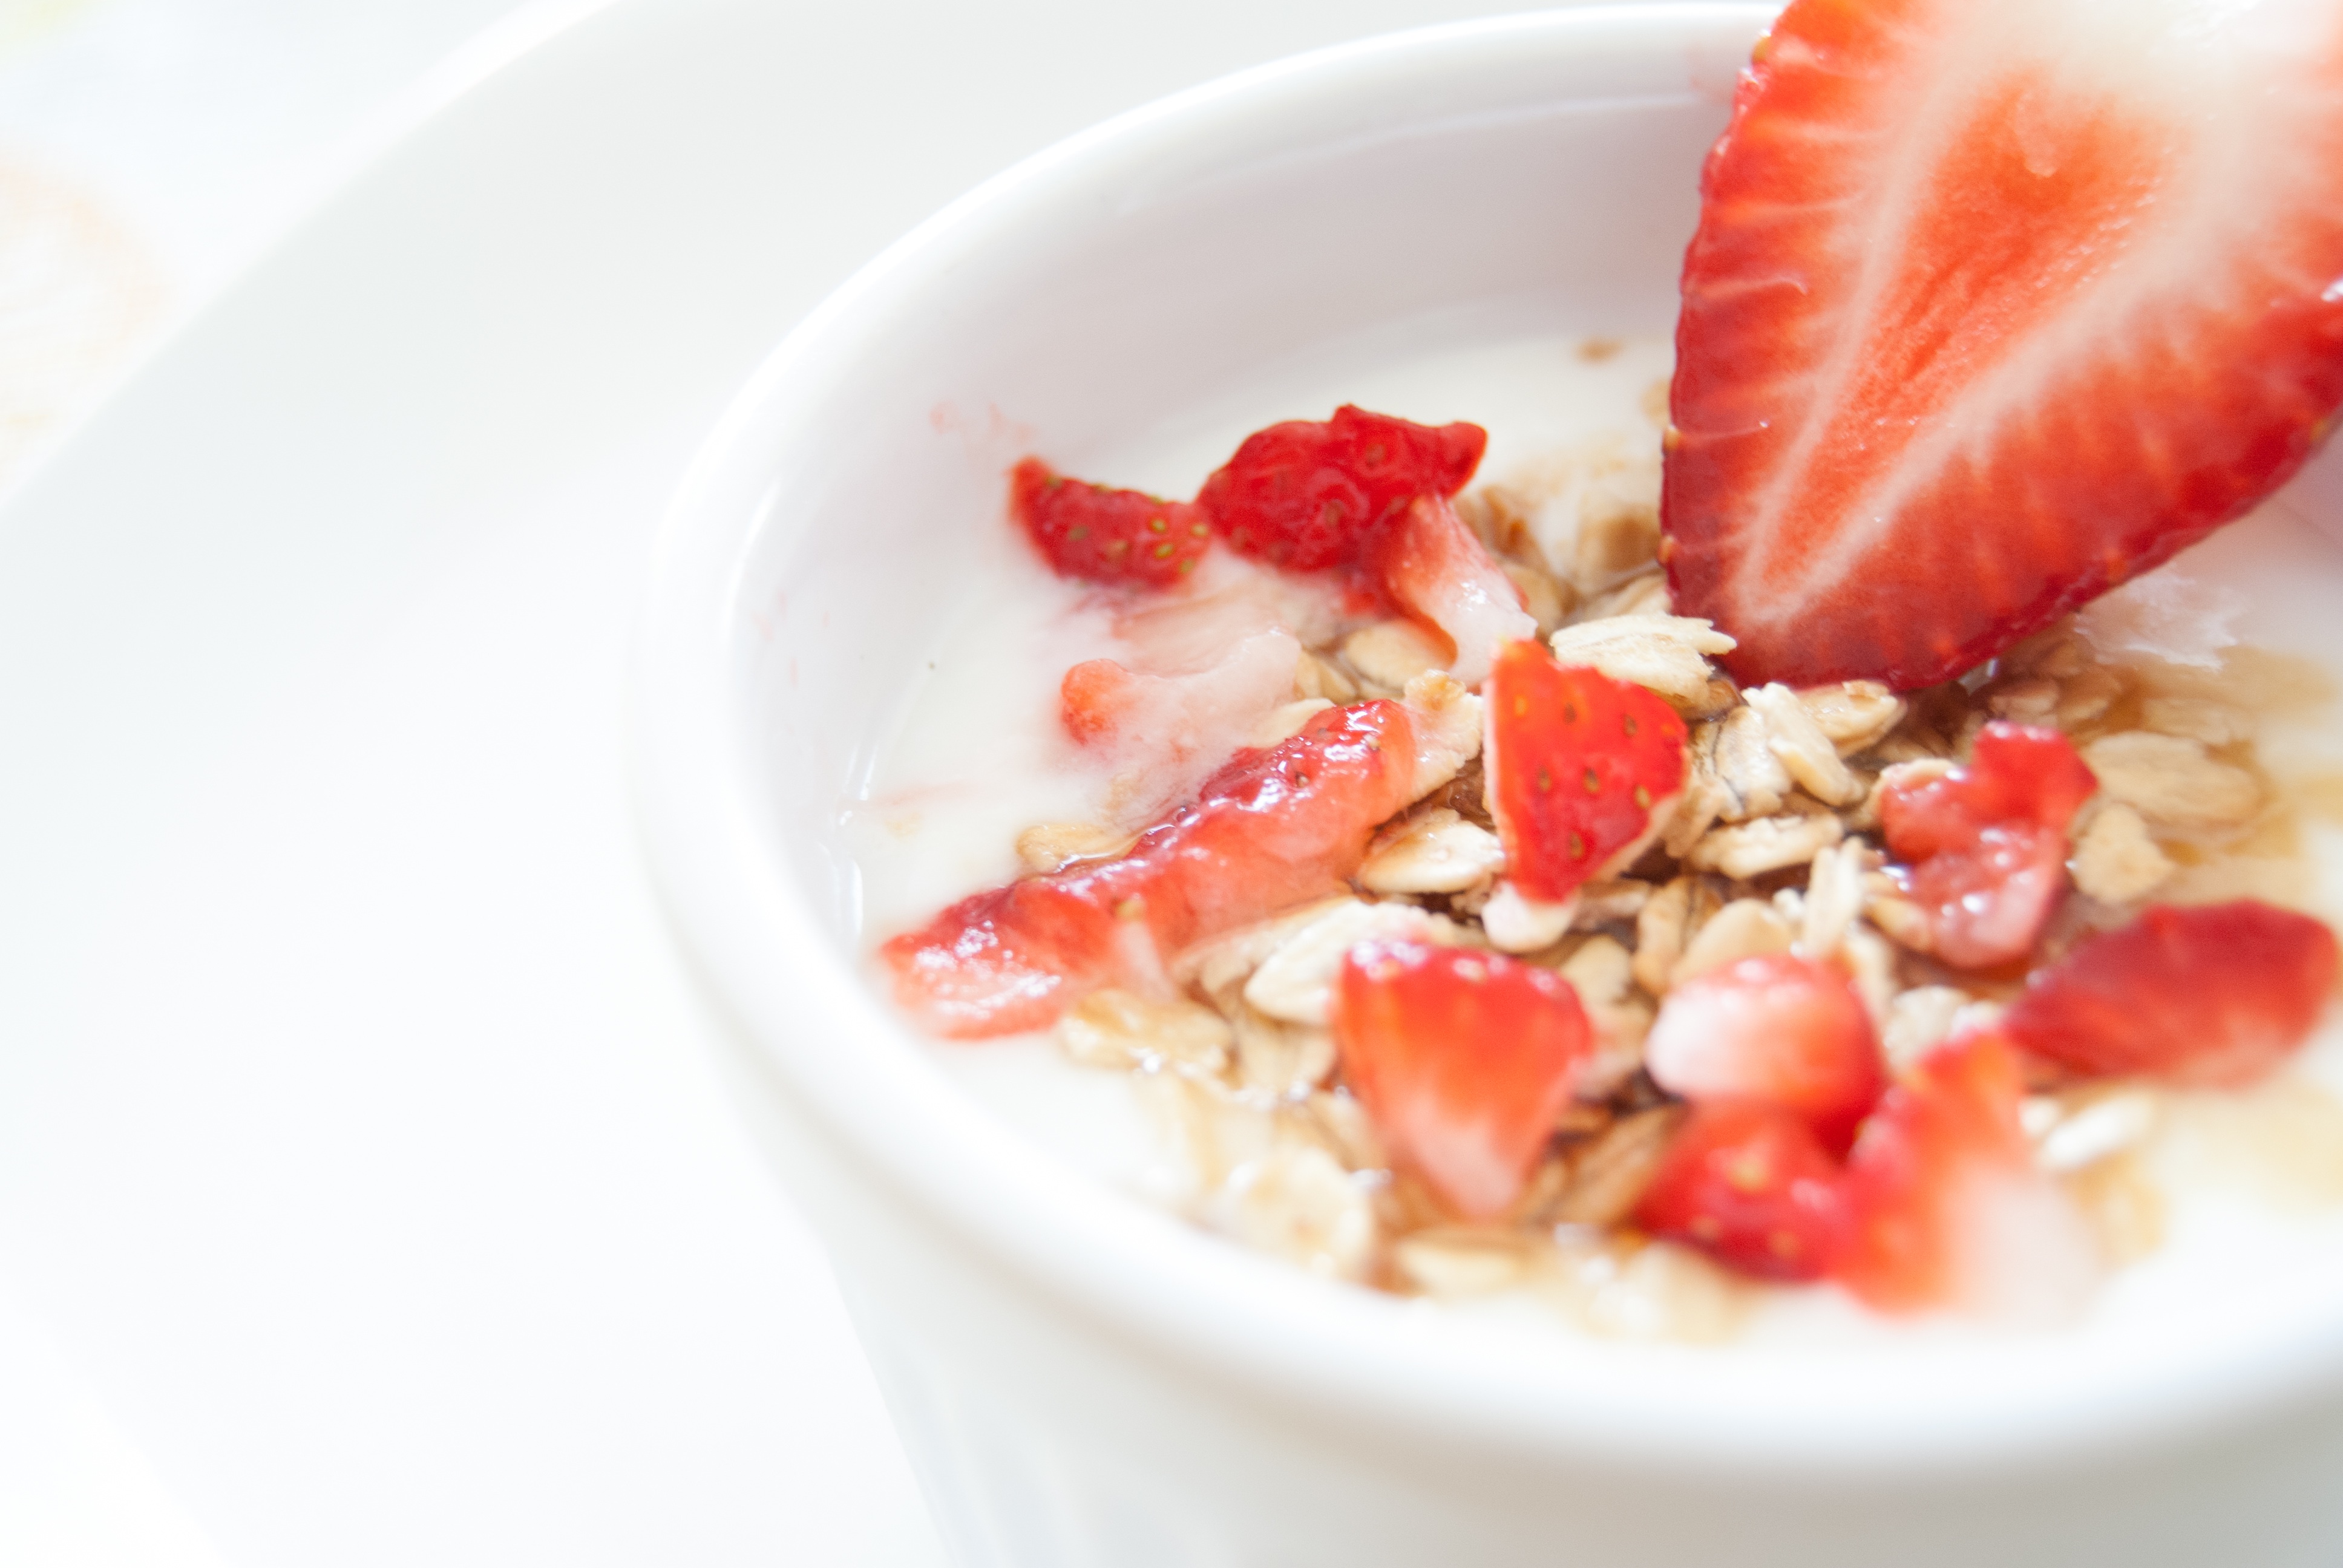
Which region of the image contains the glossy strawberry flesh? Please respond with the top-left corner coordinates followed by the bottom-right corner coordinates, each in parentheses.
top-left (1011, 457), bottom-right (1212, 587)
top-left (1058, 659), bottom-right (1133, 746)
top-left (885, 701), bottom-right (1417, 1037)
top-left (1156, 704), bottom-right (1417, 939)
top-left (2004, 900), bottom-right (2340, 1088)
top-left (1636, 1100), bottom-right (1850, 1282)
top-left (1836, 1031), bottom-right (2094, 1319)
top-left (1198, 406), bottom-right (1486, 572)
top-left (1368, 496), bottom-right (1535, 687)
top-left (1643, 953), bottom-right (1886, 1154)
top-left (1665, 0), bottom-right (2343, 688)
top-left (882, 877), bottom-right (1135, 1039)
top-left (1903, 829), bottom-right (2069, 972)
top-left (1881, 724), bottom-right (2097, 855)
top-left (1333, 938), bottom-right (1590, 1219)
top-left (1485, 640), bottom-right (1688, 904)
top-left (1879, 722), bottom-right (2096, 969)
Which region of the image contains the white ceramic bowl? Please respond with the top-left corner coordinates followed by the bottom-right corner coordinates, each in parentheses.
top-left (632, 10), bottom-right (2343, 1564)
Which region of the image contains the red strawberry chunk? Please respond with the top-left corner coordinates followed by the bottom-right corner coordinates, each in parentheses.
top-left (1198, 406), bottom-right (1486, 572)
top-left (1485, 640), bottom-right (1688, 904)
top-left (1836, 1032), bottom-right (2096, 1321)
top-left (1059, 658), bottom-right (1138, 746)
top-left (881, 876), bottom-right (1134, 1040)
top-left (1368, 496), bottom-right (1535, 687)
top-left (1643, 953), bottom-right (1886, 1154)
top-left (1663, 0), bottom-right (2343, 689)
top-left (1879, 723), bottom-right (2096, 970)
top-left (2004, 901), bottom-right (2340, 1088)
top-left (1011, 456), bottom-right (1211, 587)
top-left (1881, 724), bottom-right (2098, 855)
top-left (1635, 1101), bottom-right (1850, 1282)
top-left (1156, 705), bottom-right (1418, 939)
top-left (885, 701), bottom-right (1417, 1037)
top-left (1333, 939), bottom-right (1591, 1219)
top-left (1898, 831), bottom-right (2065, 969)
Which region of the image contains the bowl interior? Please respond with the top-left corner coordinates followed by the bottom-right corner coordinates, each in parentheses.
top-left (729, 14), bottom-right (1738, 939)
top-left (640, 3), bottom-right (2343, 1470)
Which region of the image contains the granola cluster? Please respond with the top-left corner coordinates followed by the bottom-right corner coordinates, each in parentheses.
top-left (1015, 417), bottom-right (2313, 1339)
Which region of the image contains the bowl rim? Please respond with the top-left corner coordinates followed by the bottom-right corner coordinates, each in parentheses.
top-left (631, 1), bottom-right (2343, 1477)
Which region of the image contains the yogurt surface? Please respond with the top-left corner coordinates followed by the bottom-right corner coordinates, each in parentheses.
top-left (845, 319), bottom-right (2343, 1350)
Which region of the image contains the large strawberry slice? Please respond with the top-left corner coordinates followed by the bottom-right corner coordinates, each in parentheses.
top-left (886, 701), bottom-right (1417, 1036)
top-left (2003, 900), bottom-right (2340, 1088)
top-left (1011, 457), bottom-right (1212, 587)
top-left (1634, 1100), bottom-right (1850, 1282)
top-left (1879, 722), bottom-right (2096, 970)
top-left (1332, 938), bottom-right (1591, 1219)
top-left (1663, 0), bottom-right (2343, 690)
top-left (1198, 406), bottom-right (1486, 572)
top-left (1484, 639), bottom-right (1688, 904)
top-left (1836, 1032), bottom-right (2097, 1321)
top-left (1643, 953), bottom-right (1886, 1154)
top-left (1369, 496), bottom-right (1535, 687)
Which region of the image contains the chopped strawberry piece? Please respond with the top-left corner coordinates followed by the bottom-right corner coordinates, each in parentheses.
top-left (1879, 723), bottom-right (2096, 970)
top-left (885, 701), bottom-right (1417, 1036)
top-left (1368, 495), bottom-right (1535, 687)
top-left (1484, 640), bottom-right (1687, 904)
top-left (881, 877), bottom-right (1131, 1041)
top-left (1881, 725), bottom-right (2097, 858)
top-left (1058, 658), bottom-right (1137, 746)
top-left (1154, 704), bottom-right (1418, 938)
top-left (1634, 1102), bottom-right (1849, 1282)
top-left (2004, 901), bottom-right (2340, 1088)
top-left (1198, 406), bottom-right (1486, 572)
top-left (1332, 939), bottom-right (1590, 1219)
top-left (1837, 1032), bottom-right (2096, 1320)
top-left (1011, 456), bottom-right (1211, 587)
top-left (1643, 953), bottom-right (1886, 1154)
top-left (1663, 0), bottom-right (2343, 689)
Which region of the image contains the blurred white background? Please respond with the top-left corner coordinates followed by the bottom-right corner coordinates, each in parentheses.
top-left (0, 0), bottom-right (1640, 492)
top-left (0, 2), bottom-right (1660, 1563)
top-left (0, 0), bottom-right (539, 485)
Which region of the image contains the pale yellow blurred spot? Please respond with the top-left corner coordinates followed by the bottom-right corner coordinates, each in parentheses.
top-left (0, 155), bottom-right (167, 485)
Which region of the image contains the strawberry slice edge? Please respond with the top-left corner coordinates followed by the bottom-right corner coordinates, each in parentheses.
top-left (1662, 0), bottom-right (2343, 690)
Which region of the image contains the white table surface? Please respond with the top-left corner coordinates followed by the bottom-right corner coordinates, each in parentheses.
top-left (0, 2), bottom-right (1668, 1562)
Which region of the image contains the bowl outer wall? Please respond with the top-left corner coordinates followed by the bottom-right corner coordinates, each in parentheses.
top-left (631, 0), bottom-right (2343, 1514)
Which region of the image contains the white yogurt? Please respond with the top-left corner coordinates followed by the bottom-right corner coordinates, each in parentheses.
top-left (845, 324), bottom-right (2343, 1346)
